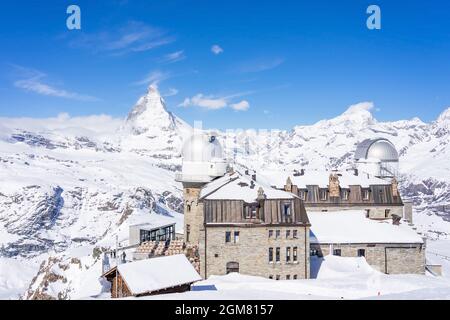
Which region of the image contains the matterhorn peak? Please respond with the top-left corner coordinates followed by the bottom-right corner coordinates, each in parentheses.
top-left (123, 85), bottom-right (176, 136)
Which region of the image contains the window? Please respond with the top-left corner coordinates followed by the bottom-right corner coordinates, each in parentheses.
top-left (226, 262), bottom-right (239, 274)
top-left (283, 203), bottom-right (292, 216)
top-left (333, 249), bottom-right (341, 256)
top-left (269, 275), bottom-right (273, 280)
top-left (276, 247), bottom-right (280, 262)
top-left (357, 249), bottom-right (366, 257)
top-left (245, 203), bottom-right (259, 219)
top-left (275, 230), bottom-right (280, 239)
top-left (365, 209), bottom-right (370, 218)
top-left (362, 189), bottom-right (370, 200)
top-left (286, 230), bottom-right (291, 238)
top-left (342, 190), bottom-right (349, 201)
top-left (385, 209), bottom-right (390, 218)
top-left (293, 230), bottom-right (298, 238)
top-left (293, 275), bottom-right (298, 280)
top-left (276, 275), bottom-right (280, 280)
top-left (269, 248), bottom-right (273, 263)
top-left (286, 275), bottom-right (291, 280)
top-left (286, 247), bottom-right (291, 262)
top-left (320, 189), bottom-right (328, 201)
top-left (293, 247), bottom-right (298, 262)
top-left (225, 231), bottom-right (231, 243)
top-left (186, 224), bottom-right (190, 242)
top-left (299, 190), bottom-right (306, 200)
top-left (186, 204), bottom-right (191, 212)
top-left (234, 231), bottom-right (240, 243)
top-left (268, 230), bottom-right (273, 238)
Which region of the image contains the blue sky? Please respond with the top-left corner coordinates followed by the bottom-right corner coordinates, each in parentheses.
top-left (0, 0), bottom-right (449, 129)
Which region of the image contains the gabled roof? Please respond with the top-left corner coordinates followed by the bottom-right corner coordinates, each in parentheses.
top-left (309, 210), bottom-right (423, 244)
top-left (199, 171), bottom-right (296, 203)
top-left (116, 255), bottom-right (201, 296)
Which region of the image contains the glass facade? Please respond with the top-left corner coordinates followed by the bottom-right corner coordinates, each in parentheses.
top-left (139, 224), bottom-right (176, 243)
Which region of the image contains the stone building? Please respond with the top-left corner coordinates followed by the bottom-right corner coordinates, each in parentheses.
top-left (308, 211), bottom-right (425, 274)
top-left (176, 133), bottom-right (310, 280)
top-left (198, 171), bottom-right (310, 280)
top-left (268, 169), bottom-right (407, 220)
top-left (176, 133), bottom-right (425, 278)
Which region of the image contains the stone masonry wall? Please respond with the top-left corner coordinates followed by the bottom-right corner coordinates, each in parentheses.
top-left (311, 243), bottom-right (425, 274)
top-left (305, 205), bottom-right (403, 220)
top-left (183, 187), bottom-right (204, 245)
top-left (203, 225), bottom-right (310, 280)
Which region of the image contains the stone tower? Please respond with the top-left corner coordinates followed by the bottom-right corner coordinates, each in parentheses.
top-left (175, 133), bottom-right (228, 245)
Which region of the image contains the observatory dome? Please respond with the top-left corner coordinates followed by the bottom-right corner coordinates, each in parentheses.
top-left (177, 133), bottom-right (228, 183)
top-left (182, 133), bottom-right (223, 162)
top-left (355, 138), bottom-right (398, 162)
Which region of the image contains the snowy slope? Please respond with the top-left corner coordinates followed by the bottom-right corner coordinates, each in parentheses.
top-left (129, 256), bottom-right (450, 300)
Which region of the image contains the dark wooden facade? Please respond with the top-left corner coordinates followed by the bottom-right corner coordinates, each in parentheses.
top-left (289, 184), bottom-right (403, 208)
top-left (203, 198), bottom-right (310, 225)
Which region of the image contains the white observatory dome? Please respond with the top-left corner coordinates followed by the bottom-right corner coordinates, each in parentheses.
top-left (182, 134), bottom-right (223, 162)
top-left (177, 133), bottom-right (228, 183)
top-left (355, 138), bottom-right (398, 162)
top-left (355, 138), bottom-right (399, 179)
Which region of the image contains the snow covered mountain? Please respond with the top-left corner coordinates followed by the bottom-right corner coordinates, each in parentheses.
top-left (0, 87), bottom-right (449, 299)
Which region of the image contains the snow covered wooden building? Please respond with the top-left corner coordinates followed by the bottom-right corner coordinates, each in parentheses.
top-left (102, 254), bottom-right (202, 298)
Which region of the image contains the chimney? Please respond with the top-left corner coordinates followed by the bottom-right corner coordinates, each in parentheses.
top-left (328, 173), bottom-right (340, 198)
top-left (252, 174), bottom-right (256, 181)
top-left (391, 177), bottom-right (399, 197)
top-left (285, 177), bottom-right (293, 192)
top-left (257, 187), bottom-right (266, 200)
top-left (250, 180), bottom-right (255, 189)
top-left (354, 169), bottom-right (358, 176)
top-left (300, 169), bottom-right (305, 176)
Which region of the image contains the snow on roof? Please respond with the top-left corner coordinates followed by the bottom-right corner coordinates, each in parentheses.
top-left (117, 255), bottom-right (201, 295)
top-left (129, 214), bottom-right (176, 230)
top-left (260, 169), bottom-right (390, 189)
top-left (309, 210), bottom-right (423, 244)
top-left (200, 171), bottom-right (295, 202)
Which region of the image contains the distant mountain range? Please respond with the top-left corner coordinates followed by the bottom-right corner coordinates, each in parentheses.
top-left (0, 85), bottom-right (449, 299)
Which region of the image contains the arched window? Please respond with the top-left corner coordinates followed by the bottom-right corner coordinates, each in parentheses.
top-left (226, 261), bottom-right (239, 274)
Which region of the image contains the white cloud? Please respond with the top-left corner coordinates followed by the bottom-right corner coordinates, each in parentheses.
top-left (343, 102), bottom-right (374, 115)
top-left (164, 88), bottom-right (179, 97)
top-left (159, 50), bottom-right (185, 64)
top-left (13, 67), bottom-right (99, 102)
top-left (237, 57), bottom-right (284, 73)
top-left (133, 70), bottom-right (170, 86)
top-left (68, 21), bottom-right (175, 56)
top-left (211, 45), bottom-right (224, 55)
top-left (231, 100), bottom-right (250, 111)
top-left (180, 94), bottom-right (249, 112)
top-left (180, 94), bottom-right (228, 110)
top-left (0, 113), bottom-right (122, 138)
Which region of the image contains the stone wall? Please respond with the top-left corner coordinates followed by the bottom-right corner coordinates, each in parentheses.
top-left (202, 225), bottom-right (310, 280)
top-left (183, 187), bottom-right (204, 245)
top-left (311, 243), bottom-right (425, 274)
top-left (305, 205), bottom-right (403, 220)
